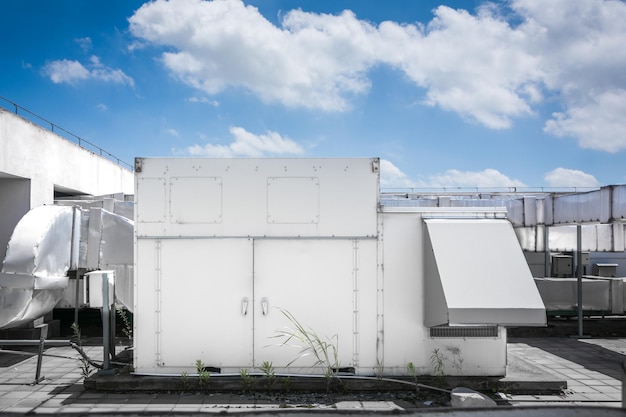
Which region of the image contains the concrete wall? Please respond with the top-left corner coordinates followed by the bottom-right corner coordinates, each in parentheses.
top-left (0, 177), bottom-right (30, 262)
top-left (0, 108), bottom-right (133, 261)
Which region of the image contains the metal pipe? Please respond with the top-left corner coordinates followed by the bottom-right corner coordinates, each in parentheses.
top-left (70, 206), bottom-right (79, 325)
top-left (576, 224), bottom-right (583, 337)
top-left (35, 338), bottom-right (45, 383)
top-left (73, 271), bottom-right (80, 325)
top-left (622, 360), bottom-right (625, 408)
top-left (102, 271), bottom-right (111, 370)
top-left (543, 224), bottom-right (551, 277)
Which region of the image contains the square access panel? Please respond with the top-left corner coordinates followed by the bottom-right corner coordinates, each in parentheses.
top-left (266, 177), bottom-right (319, 224)
top-left (136, 178), bottom-right (166, 223)
top-left (169, 177), bottom-right (222, 224)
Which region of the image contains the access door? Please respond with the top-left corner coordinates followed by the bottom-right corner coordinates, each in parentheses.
top-left (157, 238), bottom-right (253, 370)
top-left (252, 239), bottom-right (359, 373)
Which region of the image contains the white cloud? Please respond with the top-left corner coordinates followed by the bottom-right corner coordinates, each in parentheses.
top-left (129, 0), bottom-right (376, 111)
top-left (544, 89), bottom-right (626, 152)
top-left (512, 0), bottom-right (626, 152)
top-left (383, 5), bottom-right (541, 129)
top-left (167, 128), bottom-right (180, 137)
top-left (75, 37), bottom-right (92, 53)
top-left (544, 168), bottom-right (600, 188)
top-left (381, 164), bottom-right (527, 189)
top-left (186, 126), bottom-right (305, 157)
top-left (187, 96), bottom-right (219, 106)
top-left (380, 159), bottom-right (416, 188)
top-left (42, 56), bottom-right (134, 86)
top-left (418, 168), bottom-right (527, 189)
top-left (129, 0), bottom-right (626, 151)
top-left (42, 59), bottom-right (90, 84)
top-left (96, 103), bottom-right (108, 111)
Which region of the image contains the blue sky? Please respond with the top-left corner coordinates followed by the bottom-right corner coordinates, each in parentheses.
top-left (2, 0), bottom-right (625, 190)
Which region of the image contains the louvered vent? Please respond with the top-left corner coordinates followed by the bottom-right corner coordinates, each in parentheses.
top-left (429, 326), bottom-right (498, 338)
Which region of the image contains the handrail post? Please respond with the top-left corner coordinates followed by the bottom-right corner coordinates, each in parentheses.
top-left (576, 224), bottom-right (584, 337)
top-left (102, 272), bottom-right (111, 371)
top-left (35, 337), bottom-right (45, 384)
top-left (622, 360), bottom-right (626, 408)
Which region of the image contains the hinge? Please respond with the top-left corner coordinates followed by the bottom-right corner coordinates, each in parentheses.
top-left (371, 158), bottom-right (380, 173)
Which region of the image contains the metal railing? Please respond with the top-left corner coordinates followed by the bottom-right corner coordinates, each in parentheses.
top-left (0, 95), bottom-right (133, 171)
top-left (0, 338), bottom-right (72, 384)
top-left (381, 186), bottom-right (600, 195)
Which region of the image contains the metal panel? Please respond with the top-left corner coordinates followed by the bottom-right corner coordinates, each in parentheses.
top-left (134, 158), bottom-right (379, 238)
top-left (549, 224), bottom-right (598, 252)
top-left (158, 239), bottom-right (253, 370)
top-left (615, 223), bottom-right (625, 251)
top-left (170, 177), bottom-right (222, 224)
top-left (133, 238), bottom-right (253, 373)
top-left (0, 206), bottom-right (76, 329)
top-left (252, 239), bottom-right (364, 372)
top-left (267, 177), bottom-right (319, 224)
top-left (553, 188), bottom-right (611, 224)
top-left (424, 219), bottom-right (546, 327)
top-left (505, 199), bottom-right (524, 226)
top-left (524, 197), bottom-right (537, 226)
top-left (613, 185), bottom-right (626, 220)
top-left (136, 178), bottom-right (166, 223)
top-left (534, 278), bottom-right (611, 311)
top-left (597, 224), bottom-right (617, 252)
top-left (429, 326), bottom-right (498, 338)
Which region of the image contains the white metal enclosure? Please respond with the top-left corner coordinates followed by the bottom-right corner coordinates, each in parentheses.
top-left (133, 158), bottom-right (380, 374)
top-left (134, 158), bottom-right (545, 376)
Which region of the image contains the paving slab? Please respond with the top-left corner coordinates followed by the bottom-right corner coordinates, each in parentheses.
top-left (0, 337), bottom-right (623, 413)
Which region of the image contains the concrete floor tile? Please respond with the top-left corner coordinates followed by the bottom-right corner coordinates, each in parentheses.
top-left (118, 405), bottom-right (149, 411)
top-left (0, 398), bottom-right (20, 409)
top-left (61, 405), bottom-right (92, 411)
top-left (361, 401), bottom-right (403, 410)
top-left (33, 408), bottom-right (63, 414)
top-left (124, 395), bottom-right (154, 404)
top-left (172, 404), bottom-right (202, 412)
top-left (335, 401), bottom-right (362, 409)
top-left (3, 406), bottom-right (34, 413)
top-left (0, 391), bottom-right (32, 399)
top-left (596, 386), bottom-right (622, 394)
top-left (78, 392), bottom-right (105, 399)
top-left (14, 398), bottom-right (46, 408)
top-left (144, 405), bottom-right (174, 412)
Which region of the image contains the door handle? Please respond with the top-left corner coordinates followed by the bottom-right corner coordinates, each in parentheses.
top-left (261, 297), bottom-right (268, 316)
top-left (241, 297), bottom-right (249, 316)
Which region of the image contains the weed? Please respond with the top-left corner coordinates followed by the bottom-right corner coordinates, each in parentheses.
top-left (275, 309), bottom-right (342, 396)
top-left (181, 371), bottom-right (189, 390)
top-left (115, 305), bottom-right (133, 342)
top-left (260, 361), bottom-right (276, 389)
top-left (239, 369), bottom-right (253, 392)
top-left (282, 375), bottom-right (291, 392)
top-left (276, 309), bottom-right (339, 380)
top-left (71, 322), bottom-right (93, 379)
top-left (430, 348), bottom-right (445, 384)
top-left (195, 359), bottom-right (210, 390)
top-left (407, 362), bottom-right (420, 396)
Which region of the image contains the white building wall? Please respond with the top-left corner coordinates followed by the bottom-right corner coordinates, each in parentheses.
top-left (0, 178), bottom-right (30, 263)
